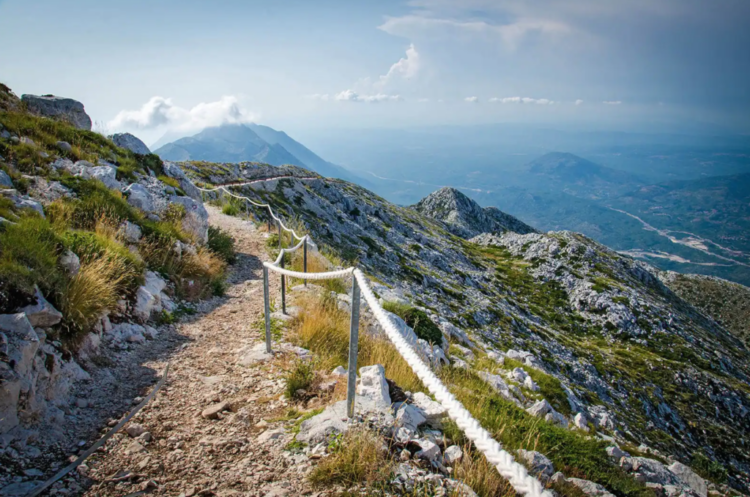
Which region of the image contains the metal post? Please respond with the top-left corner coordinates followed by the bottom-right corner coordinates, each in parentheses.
top-left (346, 277), bottom-right (361, 418)
top-left (277, 220), bottom-right (282, 250)
top-left (303, 237), bottom-right (308, 288)
top-left (280, 253), bottom-right (287, 315)
top-left (263, 266), bottom-right (272, 353)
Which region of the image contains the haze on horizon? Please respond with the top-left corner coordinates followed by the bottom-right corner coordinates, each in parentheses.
top-left (1, 0), bottom-right (749, 145)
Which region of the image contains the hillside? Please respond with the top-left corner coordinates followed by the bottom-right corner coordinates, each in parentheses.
top-left (183, 160), bottom-right (750, 495)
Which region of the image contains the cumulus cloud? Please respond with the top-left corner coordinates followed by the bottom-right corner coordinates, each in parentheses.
top-left (465, 96), bottom-right (479, 103)
top-left (575, 99), bottom-right (584, 105)
top-left (490, 96), bottom-right (554, 104)
top-left (603, 100), bottom-right (622, 105)
top-left (335, 89), bottom-right (402, 103)
top-left (377, 44), bottom-right (421, 89)
top-left (108, 96), bottom-right (257, 132)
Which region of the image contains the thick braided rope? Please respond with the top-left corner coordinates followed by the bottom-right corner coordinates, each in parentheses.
top-left (353, 269), bottom-right (552, 497)
top-left (264, 262), bottom-right (354, 280)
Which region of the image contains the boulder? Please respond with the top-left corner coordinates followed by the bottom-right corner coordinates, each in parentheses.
top-left (625, 457), bottom-right (681, 487)
top-left (125, 184), bottom-right (157, 213)
top-left (168, 195), bottom-right (209, 244)
top-left (56, 141), bottom-right (72, 153)
top-left (668, 462), bottom-right (707, 497)
top-left (573, 412), bottom-right (589, 431)
top-left (163, 161), bottom-right (201, 201)
top-left (86, 165), bottom-right (121, 190)
top-left (396, 404), bottom-right (426, 432)
top-left (511, 367), bottom-right (528, 383)
top-left (107, 323), bottom-right (146, 344)
top-left (523, 375), bottom-right (540, 392)
top-left (0, 314), bottom-right (40, 378)
top-left (133, 271), bottom-right (167, 322)
top-left (567, 478), bottom-right (616, 497)
top-left (413, 438), bottom-right (441, 461)
top-left (357, 364), bottom-right (391, 408)
top-left (237, 342), bottom-right (273, 366)
top-left (119, 220), bottom-right (142, 243)
top-left (545, 411), bottom-right (569, 428)
top-left (112, 133), bottom-right (150, 155)
top-left (59, 250), bottom-right (80, 276)
top-left (20, 286), bottom-right (63, 328)
top-left (0, 170), bottom-right (12, 188)
top-left (297, 396), bottom-right (394, 444)
top-left (21, 94), bottom-right (92, 130)
top-left (517, 449), bottom-right (554, 478)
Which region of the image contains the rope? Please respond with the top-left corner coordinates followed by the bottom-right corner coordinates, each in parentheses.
top-left (197, 174), bottom-right (549, 497)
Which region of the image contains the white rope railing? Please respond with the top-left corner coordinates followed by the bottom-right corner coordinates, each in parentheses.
top-left (200, 177), bottom-right (550, 497)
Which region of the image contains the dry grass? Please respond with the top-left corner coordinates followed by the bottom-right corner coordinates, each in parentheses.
top-left (451, 446), bottom-right (516, 497)
top-left (291, 293), bottom-right (424, 393)
top-left (140, 242), bottom-right (226, 300)
top-left (60, 256), bottom-right (129, 340)
top-left (289, 249), bottom-right (349, 294)
top-left (308, 429), bottom-right (393, 489)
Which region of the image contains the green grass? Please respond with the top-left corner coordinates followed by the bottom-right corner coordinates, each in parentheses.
top-left (207, 226), bottom-right (236, 264)
top-left (502, 357), bottom-right (571, 416)
top-left (382, 301), bottom-right (443, 344)
top-left (284, 360), bottom-right (316, 399)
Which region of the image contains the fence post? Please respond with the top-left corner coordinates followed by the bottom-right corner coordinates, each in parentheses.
top-left (346, 276), bottom-right (361, 418)
top-left (263, 266), bottom-right (272, 353)
top-left (303, 237), bottom-right (308, 287)
top-left (277, 220), bottom-right (282, 250)
top-left (280, 252), bottom-right (287, 315)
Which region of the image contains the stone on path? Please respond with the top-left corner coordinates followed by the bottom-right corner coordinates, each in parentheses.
top-left (237, 342), bottom-right (273, 366)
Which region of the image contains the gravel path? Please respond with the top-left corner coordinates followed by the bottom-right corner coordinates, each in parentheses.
top-left (72, 207), bottom-right (327, 497)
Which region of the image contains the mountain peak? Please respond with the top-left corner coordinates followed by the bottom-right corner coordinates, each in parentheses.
top-left (414, 187), bottom-right (536, 238)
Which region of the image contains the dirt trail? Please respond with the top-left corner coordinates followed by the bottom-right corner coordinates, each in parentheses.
top-left (76, 206), bottom-right (325, 497)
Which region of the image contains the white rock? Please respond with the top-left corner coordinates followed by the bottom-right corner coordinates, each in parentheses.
top-left (452, 358), bottom-right (469, 369)
top-left (133, 271), bottom-right (167, 322)
top-left (411, 392), bottom-right (447, 428)
top-left (523, 375), bottom-right (540, 392)
top-left (606, 445), bottom-right (629, 459)
top-left (357, 364), bottom-right (391, 408)
top-left (668, 461), bottom-right (707, 497)
top-left (478, 371), bottom-right (519, 404)
top-left (396, 404), bottom-right (426, 432)
top-left (444, 445), bottom-right (463, 465)
top-left (85, 165), bottom-right (121, 190)
top-left (545, 411), bottom-right (569, 428)
top-left (487, 350), bottom-right (505, 364)
top-left (567, 478), bottom-right (615, 497)
top-left (414, 438), bottom-right (441, 461)
top-left (237, 342), bottom-right (273, 366)
top-left (169, 195), bottom-right (209, 244)
top-left (574, 412), bottom-right (589, 431)
top-left (511, 367), bottom-right (529, 383)
top-left (527, 399), bottom-right (552, 417)
top-left (331, 366), bottom-right (347, 376)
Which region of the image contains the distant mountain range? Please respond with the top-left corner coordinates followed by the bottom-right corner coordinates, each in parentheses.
top-left (153, 123), bottom-right (365, 184)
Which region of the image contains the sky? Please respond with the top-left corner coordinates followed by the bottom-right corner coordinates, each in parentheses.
top-left (0, 0), bottom-right (748, 145)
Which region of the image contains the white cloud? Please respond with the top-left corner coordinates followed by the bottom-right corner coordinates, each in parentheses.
top-left (108, 96), bottom-right (257, 132)
top-left (465, 96), bottom-right (479, 103)
top-left (575, 99), bottom-right (584, 105)
top-left (335, 89), bottom-right (402, 103)
top-left (377, 44), bottom-right (421, 89)
top-left (490, 96), bottom-right (553, 104)
top-left (603, 100), bottom-right (622, 105)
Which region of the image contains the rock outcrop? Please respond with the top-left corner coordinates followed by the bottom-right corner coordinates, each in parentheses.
top-left (21, 94), bottom-right (92, 130)
top-left (112, 132), bottom-right (150, 155)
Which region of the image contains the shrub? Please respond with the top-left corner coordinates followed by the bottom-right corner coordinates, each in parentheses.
top-left (59, 256), bottom-right (129, 342)
top-left (222, 202), bottom-right (240, 216)
top-left (308, 429), bottom-right (393, 489)
top-left (145, 244), bottom-right (226, 301)
top-left (284, 360), bottom-right (316, 400)
top-left (207, 226), bottom-right (236, 264)
top-left (382, 301), bottom-right (443, 344)
top-left (691, 452), bottom-right (727, 484)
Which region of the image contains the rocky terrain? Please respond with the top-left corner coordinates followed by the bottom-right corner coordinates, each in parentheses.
top-left (179, 161), bottom-right (750, 495)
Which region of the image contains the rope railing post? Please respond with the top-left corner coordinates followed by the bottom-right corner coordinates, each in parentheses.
top-left (280, 252), bottom-right (287, 315)
top-left (346, 276), bottom-right (361, 418)
top-left (303, 237), bottom-right (308, 287)
top-left (263, 266), bottom-right (272, 353)
top-left (277, 220), bottom-right (282, 250)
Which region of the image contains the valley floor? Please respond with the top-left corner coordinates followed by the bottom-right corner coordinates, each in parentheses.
top-left (44, 208), bottom-right (327, 496)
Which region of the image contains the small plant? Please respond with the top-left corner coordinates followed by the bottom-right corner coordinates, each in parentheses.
top-left (222, 202), bottom-right (240, 216)
top-left (691, 452), bottom-right (727, 484)
top-left (308, 429), bottom-right (393, 489)
top-left (284, 360), bottom-right (316, 399)
top-left (207, 226), bottom-right (236, 264)
top-left (382, 301), bottom-right (443, 344)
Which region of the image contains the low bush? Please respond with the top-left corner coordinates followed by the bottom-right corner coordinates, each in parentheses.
top-left (141, 242), bottom-right (226, 301)
top-left (207, 226), bottom-right (236, 264)
top-left (382, 301), bottom-right (443, 344)
top-left (222, 202), bottom-right (240, 216)
top-left (691, 452), bottom-right (727, 484)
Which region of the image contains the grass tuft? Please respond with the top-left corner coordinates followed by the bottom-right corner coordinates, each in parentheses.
top-left (309, 429), bottom-right (393, 489)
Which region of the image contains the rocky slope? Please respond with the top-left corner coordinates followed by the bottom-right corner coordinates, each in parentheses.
top-left (180, 160), bottom-right (750, 495)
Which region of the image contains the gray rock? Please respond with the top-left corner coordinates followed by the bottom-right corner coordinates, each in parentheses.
top-left (478, 371), bottom-right (519, 404)
top-left (411, 392), bottom-right (447, 428)
top-left (21, 286), bottom-right (63, 327)
top-left (0, 170), bottom-right (12, 188)
top-left (523, 375), bottom-right (540, 391)
top-left (107, 323), bottom-right (146, 344)
top-left (395, 403), bottom-right (426, 432)
top-left (567, 478), bottom-right (615, 497)
top-left (168, 195), bottom-right (209, 244)
top-left (60, 250), bottom-right (80, 276)
top-left (451, 343), bottom-right (475, 361)
top-left (0, 480), bottom-right (44, 496)
top-left (86, 165), bottom-right (121, 190)
top-left (545, 411), bottom-right (569, 428)
top-left (201, 401), bottom-right (231, 419)
top-left (119, 220), bottom-right (142, 243)
top-left (517, 449), bottom-right (555, 478)
top-left (527, 399), bottom-right (553, 417)
top-left (112, 133), bottom-right (150, 155)
top-left (606, 445), bottom-right (629, 459)
top-left (56, 141), bottom-right (72, 153)
top-left (550, 472), bottom-right (566, 484)
top-left (297, 396), bottom-right (394, 444)
top-left (331, 366), bottom-right (347, 376)
top-left (125, 184), bottom-right (157, 213)
top-left (237, 342), bottom-right (273, 366)
top-left (133, 271), bottom-right (167, 322)
top-left (668, 462), bottom-right (707, 497)
top-left (573, 412), bottom-right (589, 431)
top-left (625, 457), bottom-right (681, 487)
top-left (163, 161), bottom-right (201, 201)
top-left (414, 438), bottom-right (441, 461)
top-left (125, 423), bottom-right (146, 437)
top-left (21, 94), bottom-right (92, 130)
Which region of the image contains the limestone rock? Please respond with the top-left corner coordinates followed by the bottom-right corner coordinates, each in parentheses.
top-left (112, 133), bottom-right (150, 155)
top-left (163, 161), bottom-right (201, 201)
top-left (21, 287), bottom-right (62, 328)
top-left (125, 184), bottom-right (157, 213)
top-left (356, 364), bottom-right (391, 408)
top-left (237, 343), bottom-right (273, 366)
top-left (411, 392), bottom-right (447, 428)
top-left (444, 445), bottom-right (463, 465)
top-left (567, 478), bottom-right (615, 497)
top-left (21, 94), bottom-right (92, 130)
top-left (59, 250), bottom-right (80, 277)
top-left (527, 399), bottom-right (552, 417)
top-left (395, 404), bottom-right (426, 432)
top-left (202, 401), bottom-right (231, 419)
top-left (573, 412), bottom-right (589, 431)
top-left (120, 220), bottom-right (142, 243)
top-left (133, 271), bottom-right (167, 322)
top-left (331, 366), bottom-right (347, 376)
top-left (168, 195), bottom-right (209, 244)
top-left (56, 141), bottom-right (72, 153)
top-left (517, 449), bottom-right (554, 478)
top-left (414, 438), bottom-right (441, 461)
top-left (668, 462), bottom-right (707, 497)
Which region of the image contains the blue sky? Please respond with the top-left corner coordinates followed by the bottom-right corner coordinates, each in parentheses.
top-left (1, 0), bottom-right (748, 144)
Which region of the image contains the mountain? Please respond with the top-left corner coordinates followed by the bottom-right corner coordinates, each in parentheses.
top-left (153, 123), bottom-right (366, 184)
top-left (179, 160), bottom-right (750, 493)
top-left (524, 152), bottom-right (644, 200)
top-left (414, 187), bottom-right (536, 238)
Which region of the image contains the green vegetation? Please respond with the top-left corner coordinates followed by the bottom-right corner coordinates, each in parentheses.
top-left (284, 360), bottom-right (316, 400)
top-left (207, 226), bottom-right (236, 264)
top-left (309, 429), bottom-right (393, 490)
top-left (382, 300), bottom-right (443, 344)
top-left (502, 357), bottom-right (571, 415)
top-left (691, 452), bottom-right (728, 485)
